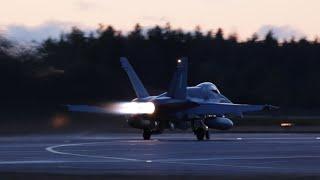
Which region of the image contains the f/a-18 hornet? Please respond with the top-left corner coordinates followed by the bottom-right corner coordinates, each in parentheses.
top-left (68, 57), bottom-right (277, 140)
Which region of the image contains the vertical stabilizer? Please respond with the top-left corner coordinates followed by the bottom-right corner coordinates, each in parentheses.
top-left (167, 58), bottom-right (188, 99)
top-left (120, 57), bottom-right (149, 98)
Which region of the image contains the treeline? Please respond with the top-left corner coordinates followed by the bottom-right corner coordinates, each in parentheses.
top-left (0, 24), bottom-right (320, 108)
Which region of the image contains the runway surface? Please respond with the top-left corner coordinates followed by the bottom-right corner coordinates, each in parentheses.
top-left (0, 133), bottom-right (320, 177)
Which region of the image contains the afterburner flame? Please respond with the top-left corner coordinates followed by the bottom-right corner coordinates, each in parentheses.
top-left (109, 102), bottom-right (155, 114)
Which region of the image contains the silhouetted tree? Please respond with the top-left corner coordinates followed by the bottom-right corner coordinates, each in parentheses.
top-left (0, 24), bottom-right (320, 108)
top-left (264, 31), bottom-right (278, 47)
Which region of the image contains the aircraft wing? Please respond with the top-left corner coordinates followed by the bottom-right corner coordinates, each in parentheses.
top-left (185, 103), bottom-right (278, 116)
top-left (66, 105), bottom-right (109, 114)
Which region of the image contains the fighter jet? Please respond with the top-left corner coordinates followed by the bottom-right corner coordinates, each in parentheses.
top-left (68, 57), bottom-right (277, 140)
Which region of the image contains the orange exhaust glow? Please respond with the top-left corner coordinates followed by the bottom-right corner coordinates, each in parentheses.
top-left (52, 114), bottom-right (69, 129)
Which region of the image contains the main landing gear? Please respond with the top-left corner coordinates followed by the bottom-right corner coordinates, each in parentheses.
top-left (143, 129), bottom-right (152, 140)
top-left (193, 120), bottom-right (210, 141)
top-left (194, 127), bottom-right (210, 140)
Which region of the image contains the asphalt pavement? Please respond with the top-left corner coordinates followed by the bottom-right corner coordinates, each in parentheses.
top-left (0, 133), bottom-right (320, 179)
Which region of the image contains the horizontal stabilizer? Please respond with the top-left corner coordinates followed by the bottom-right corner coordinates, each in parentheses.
top-left (66, 105), bottom-right (108, 114)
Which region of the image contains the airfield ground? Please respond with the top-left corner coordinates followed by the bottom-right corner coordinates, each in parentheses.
top-left (0, 133), bottom-right (320, 179)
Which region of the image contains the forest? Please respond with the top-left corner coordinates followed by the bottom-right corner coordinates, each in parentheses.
top-left (1, 23), bottom-right (320, 108)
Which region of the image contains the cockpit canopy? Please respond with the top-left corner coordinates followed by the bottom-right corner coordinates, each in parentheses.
top-left (196, 82), bottom-right (221, 94)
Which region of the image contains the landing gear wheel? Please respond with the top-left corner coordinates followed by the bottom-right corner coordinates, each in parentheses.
top-left (143, 129), bottom-right (151, 140)
top-left (195, 128), bottom-right (205, 141)
top-left (205, 130), bottom-right (210, 140)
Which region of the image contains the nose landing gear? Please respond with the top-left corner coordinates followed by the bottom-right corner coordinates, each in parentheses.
top-left (205, 130), bottom-right (210, 140)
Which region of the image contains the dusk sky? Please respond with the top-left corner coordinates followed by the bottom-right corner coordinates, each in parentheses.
top-left (1, 0), bottom-right (319, 41)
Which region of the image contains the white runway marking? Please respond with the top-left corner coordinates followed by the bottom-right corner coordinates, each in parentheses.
top-left (162, 161), bottom-right (277, 170)
top-left (44, 135), bottom-right (320, 171)
top-left (76, 135), bottom-right (320, 141)
top-left (152, 154), bottom-right (320, 162)
top-left (0, 160), bottom-right (67, 165)
top-left (0, 160), bottom-right (136, 165)
top-left (46, 142), bottom-right (141, 162)
top-left (46, 139), bottom-right (320, 163)
top-left (234, 137), bottom-right (319, 140)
